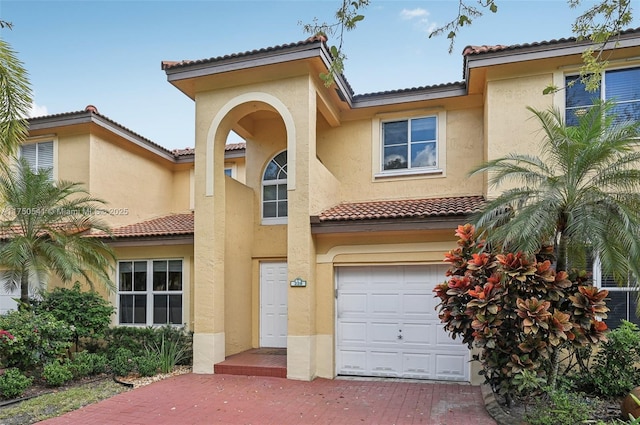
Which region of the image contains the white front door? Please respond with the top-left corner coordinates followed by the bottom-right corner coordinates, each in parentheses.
top-left (336, 265), bottom-right (470, 381)
top-left (260, 262), bottom-right (288, 348)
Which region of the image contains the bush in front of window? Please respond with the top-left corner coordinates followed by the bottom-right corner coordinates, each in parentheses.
top-left (104, 325), bottom-right (192, 367)
top-left (135, 353), bottom-right (161, 377)
top-left (31, 282), bottom-right (115, 352)
top-left (110, 347), bottom-right (136, 377)
top-left (574, 320), bottom-right (640, 398)
top-left (69, 351), bottom-right (108, 379)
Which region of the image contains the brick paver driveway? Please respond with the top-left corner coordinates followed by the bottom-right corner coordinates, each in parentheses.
top-left (39, 374), bottom-right (497, 425)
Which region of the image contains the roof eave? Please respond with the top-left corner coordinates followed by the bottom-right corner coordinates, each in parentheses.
top-left (163, 41), bottom-right (354, 107)
top-left (310, 215), bottom-right (474, 234)
top-left (351, 84), bottom-right (467, 108)
top-left (464, 32), bottom-right (640, 77)
top-left (28, 112), bottom-right (177, 163)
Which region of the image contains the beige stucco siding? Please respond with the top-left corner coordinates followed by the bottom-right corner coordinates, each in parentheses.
top-left (484, 72), bottom-right (554, 198)
top-left (224, 177), bottom-right (255, 355)
top-left (88, 133), bottom-right (176, 226)
top-left (56, 134), bottom-right (91, 188)
top-left (315, 107), bottom-right (485, 204)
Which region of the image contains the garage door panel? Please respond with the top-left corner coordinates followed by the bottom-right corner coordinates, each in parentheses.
top-left (435, 353), bottom-right (468, 381)
top-left (370, 321), bottom-right (400, 344)
top-left (338, 350), bottom-right (367, 375)
top-left (337, 265), bottom-right (469, 381)
top-left (404, 352), bottom-right (432, 378)
top-left (402, 323), bottom-right (431, 346)
top-left (369, 351), bottom-right (401, 376)
top-left (339, 321), bottom-right (367, 344)
top-left (402, 293), bottom-right (432, 317)
top-left (338, 293), bottom-right (367, 317)
top-left (371, 293), bottom-right (400, 314)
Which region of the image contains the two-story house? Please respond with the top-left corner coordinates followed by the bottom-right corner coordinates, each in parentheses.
top-left (20, 28), bottom-right (640, 385)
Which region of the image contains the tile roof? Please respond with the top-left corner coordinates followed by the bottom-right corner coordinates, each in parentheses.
top-left (161, 36), bottom-right (327, 71)
top-left (93, 213), bottom-right (194, 239)
top-left (462, 27), bottom-right (640, 57)
top-left (171, 143), bottom-right (246, 157)
top-left (317, 196), bottom-right (485, 222)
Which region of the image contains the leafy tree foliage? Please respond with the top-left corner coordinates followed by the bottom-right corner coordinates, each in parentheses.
top-left (32, 282), bottom-right (115, 351)
top-left (434, 224), bottom-right (609, 396)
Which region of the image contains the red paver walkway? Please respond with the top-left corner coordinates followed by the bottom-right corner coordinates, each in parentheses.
top-left (39, 374), bottom-right (497, 425)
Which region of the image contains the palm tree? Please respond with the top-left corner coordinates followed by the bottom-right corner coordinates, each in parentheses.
top-left (0, 159), bottom-right (115, 305)
top-left (0, 21), bottom-right (32, 156)
top-left (471, 100), bottom-right (640, 284)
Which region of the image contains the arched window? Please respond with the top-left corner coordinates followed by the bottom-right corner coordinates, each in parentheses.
top-left (262, 150), bottom-right (287, 223)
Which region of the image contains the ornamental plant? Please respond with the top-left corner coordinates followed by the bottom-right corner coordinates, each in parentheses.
top-left (434, 224), bottom-right (609, 399)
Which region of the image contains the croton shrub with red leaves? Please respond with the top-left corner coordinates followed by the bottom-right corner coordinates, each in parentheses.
top-left (434, 224), bottom-right (609, 394)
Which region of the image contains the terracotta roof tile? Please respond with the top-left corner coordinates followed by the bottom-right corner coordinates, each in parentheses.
top-left (93, 213), bottom-right (194, 238)
top-left (462, 27), bottom-right (640, 57)
top-left (171, 143), bottom-right (246, 157)
top-left (317, 196), bottom-right (485, 222)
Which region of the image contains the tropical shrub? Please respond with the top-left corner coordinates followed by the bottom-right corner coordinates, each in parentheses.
top-left (434, 224), bottom-right (609, 397)
top-left (69, 351), bottom-right (108, 378)
top-left (42, 360), bottom-right (73, 387)
top-left (577, 320), bottom-right (640, 397)
top-left (524, 388), bottom-right (593, 425)
top-left (0, 368), bottom-right (32, 399)
top-left (151, 334), bottom-right (190, 373)
top-left (0, 310), bottom-right (73, 370)
top-left (135, 353), bottom-right (161, 377)
top-left (32, 282), bottom-right (114, 351)
top-left (110, 347), bottom-right (135, 376)
top-left (104, 325), bottom-right (192, 366)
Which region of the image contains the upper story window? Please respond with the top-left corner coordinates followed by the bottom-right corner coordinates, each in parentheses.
top-left (20, 141), bottom-right (54, 177)
top-left (262, 150), bottom-right (287, 224)
top-left (566, 67), bottom-right (640, 126)
top-left (118, 259), bottom-right (183, 326)
top-left (382, 116), bottom-right (437, 172)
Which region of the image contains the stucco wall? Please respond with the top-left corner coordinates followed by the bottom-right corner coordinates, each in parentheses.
top-left (56, 134), bottom-right (91, 188)
top-left (88, 133), bottom-right (176, 226)
top-left (224, 177), bottom-right (255, 355)
top-left (484, 72), bottom-right (554, 198)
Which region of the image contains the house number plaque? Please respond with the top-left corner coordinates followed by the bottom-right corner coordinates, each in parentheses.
top-left (290, 277), bottom-right (307, 287)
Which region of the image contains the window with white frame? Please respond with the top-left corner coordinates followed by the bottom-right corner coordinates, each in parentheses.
top-left (381, 116), bottom-right (438, 172)
top-left (20, 141), bottom-right (54, 176)
top-left (262, 151), bottom-right (287, 223)
top-left (118, 259), bottom-right (183, 325)
top-left (593, 257), bottom-right (640, 329)
top-left (565, 67), bottom-right (640, 126)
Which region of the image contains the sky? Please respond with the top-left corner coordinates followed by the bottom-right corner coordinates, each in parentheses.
top-left (0, 0), bottom-right (633, 151)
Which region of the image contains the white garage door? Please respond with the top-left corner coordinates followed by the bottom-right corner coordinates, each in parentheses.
top-left (336, 265), bottom-right (469, 381)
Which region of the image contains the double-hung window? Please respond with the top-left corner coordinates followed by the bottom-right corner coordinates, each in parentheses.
top-left (382, 116), bottom-right (438, 172)
top-left (565, 67), bottom-right (640, 125)
top-left (20, 141), bottom-right (54, 177)
top-left (118, 259), bottom-right (183, 325)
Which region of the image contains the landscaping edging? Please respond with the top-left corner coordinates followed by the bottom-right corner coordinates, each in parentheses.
top-left (481, 384), bottom-right (525, 425)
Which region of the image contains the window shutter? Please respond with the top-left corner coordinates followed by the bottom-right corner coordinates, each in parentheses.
top-left (37, 141), bottom-right (54, 172)
top-left (20, 144), bottom-right (37, 170)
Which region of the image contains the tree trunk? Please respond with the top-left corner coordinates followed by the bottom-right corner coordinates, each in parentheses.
top-left (19, 269), bottom-right (29, 307)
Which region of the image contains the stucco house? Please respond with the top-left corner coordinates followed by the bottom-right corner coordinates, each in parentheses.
top-left (19, 28), bottom-right (640, 384)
